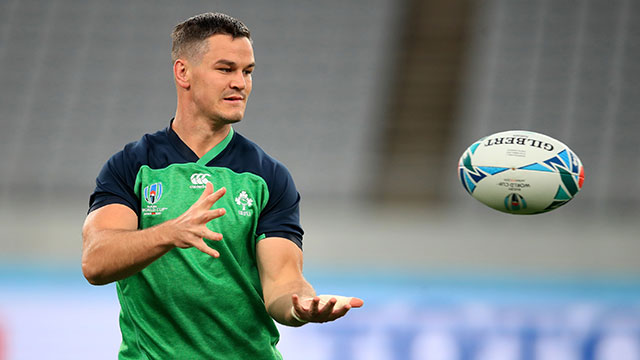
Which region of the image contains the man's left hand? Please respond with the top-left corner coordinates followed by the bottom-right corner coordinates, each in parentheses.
top-left (290, 294), bottom-right (364, 324)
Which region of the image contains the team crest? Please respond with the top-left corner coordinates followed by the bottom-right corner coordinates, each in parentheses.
top-left (143, 182), bottom-right (163, 204)
top-left (235, 191), bottom-right (254, 216)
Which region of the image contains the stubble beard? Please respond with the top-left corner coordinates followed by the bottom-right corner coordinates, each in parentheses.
top-left (216, 111), bottom-right (243, 125)
top-left (206, 110), bottom-right (243, 130)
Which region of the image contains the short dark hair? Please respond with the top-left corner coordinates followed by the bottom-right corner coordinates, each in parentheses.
top-left (171, 12), bottom-right (251, 63)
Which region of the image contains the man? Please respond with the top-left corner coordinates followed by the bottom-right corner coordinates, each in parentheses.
top-left (82, 12), bottom-right (363, 359)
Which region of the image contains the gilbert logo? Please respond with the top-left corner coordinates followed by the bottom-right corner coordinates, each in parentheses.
top-left (235, 191), bottom-right (254, 217)
top-left (190, 173), bottom-right (211, 189)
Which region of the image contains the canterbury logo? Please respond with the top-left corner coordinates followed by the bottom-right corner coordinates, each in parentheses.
top-left (190, 173), bottom-right (211, 185)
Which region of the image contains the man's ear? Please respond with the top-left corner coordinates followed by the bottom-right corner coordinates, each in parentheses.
top-left (174, 59), bottom-right (190, 89)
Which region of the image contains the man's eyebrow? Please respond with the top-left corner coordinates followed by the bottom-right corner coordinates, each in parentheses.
top-left (215, 59), bottom-right (256, 68)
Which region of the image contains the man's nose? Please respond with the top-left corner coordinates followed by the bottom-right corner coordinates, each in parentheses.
top-left (229, 71), bottom-right (246, 90)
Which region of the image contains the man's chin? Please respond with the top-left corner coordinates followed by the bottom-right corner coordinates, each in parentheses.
top-left (212, 113), bottom-right (243, 125)
top-left (221, 117), bottom-right (242, 125)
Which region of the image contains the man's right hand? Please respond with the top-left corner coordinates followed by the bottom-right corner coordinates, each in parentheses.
top-left (169, 182), bottom-right (227, 258)
top-left (82, 182), bottom-right (227, 285)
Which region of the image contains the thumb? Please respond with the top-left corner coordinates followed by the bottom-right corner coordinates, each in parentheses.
top-left (315, 295), bottom-right (364, 309)
top-left (349, 297), bottom-right (364, 308)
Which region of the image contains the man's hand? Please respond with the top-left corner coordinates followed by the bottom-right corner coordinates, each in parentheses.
top-left (82, 181), bottom-right (227, 285)
top-left (170, 182), bottom-right (227, 258)
top-left (290, 294), bottom-right (364, 324)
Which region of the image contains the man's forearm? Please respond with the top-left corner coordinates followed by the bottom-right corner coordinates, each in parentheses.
top-left (82, 184), bottom-right (226, 285)
top-left (81, 220), bottom-right (176, 285)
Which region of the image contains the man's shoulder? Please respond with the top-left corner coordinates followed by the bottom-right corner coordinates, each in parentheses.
top-left (109, 127), bottom-right (171, 168)
top-left (122, 127), bottom-right (169, 155)
top-left (227, 131), bottom-right (291, 180)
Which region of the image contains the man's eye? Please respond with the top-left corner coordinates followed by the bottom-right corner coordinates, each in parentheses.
top-left (243, 70), bottom-right (253, 75)
top-left (218, 68), bottom-right (232, 72)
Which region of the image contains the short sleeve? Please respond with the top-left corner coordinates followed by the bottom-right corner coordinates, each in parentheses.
top-left (256, 163), bottom-right (304, 249)
top-left (88, 145), bottom-right (141, 215)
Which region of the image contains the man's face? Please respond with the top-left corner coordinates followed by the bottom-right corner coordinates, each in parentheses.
top-left (189, 34), bottom-right (255, 124)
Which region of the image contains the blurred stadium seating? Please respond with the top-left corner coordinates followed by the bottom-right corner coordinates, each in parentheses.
top-left (0, 0), bottom-right (638, 359)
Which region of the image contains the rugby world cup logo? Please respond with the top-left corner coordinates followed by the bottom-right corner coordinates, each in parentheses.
top-left (143, 182), bottom-right (163, 204)
top-left (504, 193), bottom-right (527, 211)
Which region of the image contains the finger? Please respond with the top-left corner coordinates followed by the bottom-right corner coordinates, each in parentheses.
top-left (328, 304), bottom-right (351, 321)
top-left (309, 296), bottom-right (321, 316)
top-left (290, 294), bottom-right (308, 322)
top-left (349, 297), bottom-right (364, 308)
top-left (197, 182), bottom-right (214, 202)
top-left (203, 187), bottom-right (226, 208)
top-left (317, 295), bottom-right (363, 309)
top-left (190, 182), bottom-right (214, 210)
top-left (202, 207), bottom-right (227, 222)
top-left (202, 229), bottom-right (223, 241)
top-left (318, 297), bottom-right (337, 315)
top-left (192, 239), bottom-right (220, 258)
top-left (291, 294), bottom-right (306, 312)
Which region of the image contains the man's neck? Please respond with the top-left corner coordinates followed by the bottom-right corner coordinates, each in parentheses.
top-left (172, 115), bottom-right (231, 159)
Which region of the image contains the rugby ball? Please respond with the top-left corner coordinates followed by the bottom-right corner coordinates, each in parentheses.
top-left (458, 130), bottom-right (584, 214)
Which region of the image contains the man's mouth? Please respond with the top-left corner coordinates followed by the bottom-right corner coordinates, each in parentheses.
top-left (223, 95), bottom-right (244, 101)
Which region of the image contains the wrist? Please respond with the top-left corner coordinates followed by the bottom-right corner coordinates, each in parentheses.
top-left (153, 219), bottom-right (180, 249)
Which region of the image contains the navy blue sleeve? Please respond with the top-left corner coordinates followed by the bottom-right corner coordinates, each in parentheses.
top-left (256, 162), bottom-right (304, 249)
top-left (88, 143), bottom-right (141, 215)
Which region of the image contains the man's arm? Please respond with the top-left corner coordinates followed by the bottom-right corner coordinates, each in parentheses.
top-left (81, 183), bottom-right (226, 285)
top-left (257, 237), bottom-right (363, 327)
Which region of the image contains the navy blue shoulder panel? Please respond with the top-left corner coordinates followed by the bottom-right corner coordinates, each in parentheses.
top-left (211, 132), bottom-right (304, 248)
top-left (89, 125), bottom-right (303, 248)
top-left (88, 126), bottom-right (189, 214)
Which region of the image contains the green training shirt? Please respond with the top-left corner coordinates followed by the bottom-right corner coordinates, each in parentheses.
top-left (89, 123), bottom-right (304, 359)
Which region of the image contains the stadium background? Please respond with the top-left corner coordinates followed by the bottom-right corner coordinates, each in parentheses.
top-left (1, 0), bottom-right (639, 359)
